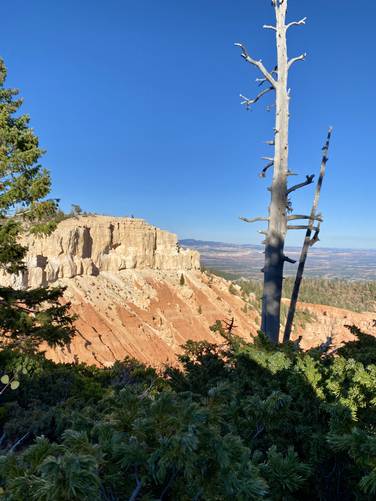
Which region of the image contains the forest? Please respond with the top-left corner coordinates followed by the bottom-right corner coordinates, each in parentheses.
top-left (235, 277), bottom-right (376, 314)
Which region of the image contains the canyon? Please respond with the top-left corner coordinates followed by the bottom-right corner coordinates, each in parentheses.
top-left (1, 215), bottom-right (375, 367)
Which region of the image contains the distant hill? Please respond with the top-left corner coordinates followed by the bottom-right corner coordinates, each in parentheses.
top-left (180, 239), bottom-right (376, 280)
top-left (180, 239), bottom-right (260, 250)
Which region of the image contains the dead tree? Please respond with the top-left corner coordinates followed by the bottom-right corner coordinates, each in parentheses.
top-left (235, 0), bottom-right (315, 343)
top-left (283, 128), bottom-right (333, 342)
top-left (224, 317), bottom-right (237, 334)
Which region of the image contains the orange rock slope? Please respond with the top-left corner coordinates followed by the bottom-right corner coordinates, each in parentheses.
top-left (46, 270), bottom-right (259, 367)
top-left (1, 215), bottom-right (374, 366)
top-left (45, 270), bottom-right (376, 367)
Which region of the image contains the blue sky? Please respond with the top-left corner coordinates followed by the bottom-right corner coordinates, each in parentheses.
top-left (2, 0), bottom-right (375, 248)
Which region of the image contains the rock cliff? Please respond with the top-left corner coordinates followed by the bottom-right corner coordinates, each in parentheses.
top-left (1, 215), bottom-right (375, 367)
top-left (1, 216), bottom-right (200, 289)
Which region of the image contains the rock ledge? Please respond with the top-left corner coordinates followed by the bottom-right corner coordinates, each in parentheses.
top-left (2, 216), bottom-right (200, 288)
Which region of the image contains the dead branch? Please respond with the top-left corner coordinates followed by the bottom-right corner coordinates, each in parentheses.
top-left (252, 424), bottom-right (265, 440)
top-left (287, 225), bottom-right (319, 231)
top-left (240, 216), bottom-right (269, 223)
top-left (283, 255), bottom-right (297, 264)
top-left (256, 68), bottom-right (278, 87)
top-left (287, 174), bottom-right (315, 194)
top-left (259, 161), bottom-right (274, 178)
top-left (224, 317), bottom-right (237, 333)
top-left (309, 223), bottom-right (321, 246)
top-left (288, 214), bottom-right (323, 222)
top-left (288, 53), bottom-right (307, 70)
top-left (263, 24), bottom-right (277, 31)
top-left (234, 43), bottom-right (278, 87)
top-left (264, 139), bottom-right (275, 146)
top-left (8, 432), bottom-right (30, 453)
top-left (239, 86), bottom-right (274, 109)
top-left (286, 17), bottom-right (307, 30)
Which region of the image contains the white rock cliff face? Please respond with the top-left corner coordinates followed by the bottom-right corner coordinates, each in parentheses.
top-left (1, 216), bottom-right (200, 288)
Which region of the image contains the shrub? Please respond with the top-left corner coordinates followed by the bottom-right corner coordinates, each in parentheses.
top-left (0, 326), bottom-right (375, 499)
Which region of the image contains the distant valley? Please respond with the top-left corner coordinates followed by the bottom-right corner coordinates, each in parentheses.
top-left (180, 239), bottom-right (376, 281)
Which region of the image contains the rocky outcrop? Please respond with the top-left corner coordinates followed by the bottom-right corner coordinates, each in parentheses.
top-left (1, 215), bottom-right (375, 367)
top-left (290, 301), bottom-right (376, 351)
top-left (1, 216), bottom-right (200, 289)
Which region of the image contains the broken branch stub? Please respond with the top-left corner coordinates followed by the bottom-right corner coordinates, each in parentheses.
top-left (288, 53), bottom-right (307, 70)
top-left (259, 161), bottom-right (274, 178)
top-left (240, 216), bottom-right (269, 223)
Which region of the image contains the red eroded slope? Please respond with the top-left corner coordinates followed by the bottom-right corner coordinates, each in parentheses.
top-left (44, 270), bottom-right (376, 367)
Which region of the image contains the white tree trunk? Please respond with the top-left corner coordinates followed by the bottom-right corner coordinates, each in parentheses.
top-left (261, 1), bottom-right (289, 343)
top-left (236, 0), bottom-right (321, 344)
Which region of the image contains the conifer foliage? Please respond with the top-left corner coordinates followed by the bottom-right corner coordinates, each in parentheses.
top-left (0, 58), bottom-right (75, 350)
top-left (0, 326), bottom-right (375, 499)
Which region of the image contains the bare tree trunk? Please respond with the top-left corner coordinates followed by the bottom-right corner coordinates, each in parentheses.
top-left (261, 1), bottom-right (289, 343)
top-left (236, 0), bottom-right (322, 344)
top-left (283, 128), bottom-right (333, 342)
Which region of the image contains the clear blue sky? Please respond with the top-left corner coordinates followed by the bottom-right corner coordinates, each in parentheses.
top-left (2, 0), bottom-right (375, 248)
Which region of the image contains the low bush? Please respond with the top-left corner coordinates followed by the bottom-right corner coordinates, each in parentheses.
top-left (0, 326), bottom-right (375, 499)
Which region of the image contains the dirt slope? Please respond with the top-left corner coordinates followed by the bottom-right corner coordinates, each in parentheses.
top-left (44, 270), bottom-right (376, 367)
top-left (45, 271), bottom-right (258, 367)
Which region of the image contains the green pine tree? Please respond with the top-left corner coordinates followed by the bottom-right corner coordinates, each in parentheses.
top-left (0, 58), bottom-right (75, 351)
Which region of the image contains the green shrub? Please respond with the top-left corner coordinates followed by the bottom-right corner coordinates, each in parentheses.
top-left (0, 326), bottom-right (376, 499)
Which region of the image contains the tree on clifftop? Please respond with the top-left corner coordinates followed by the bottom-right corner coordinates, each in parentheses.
top-left (0, 58), bottom-right (75, 351)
